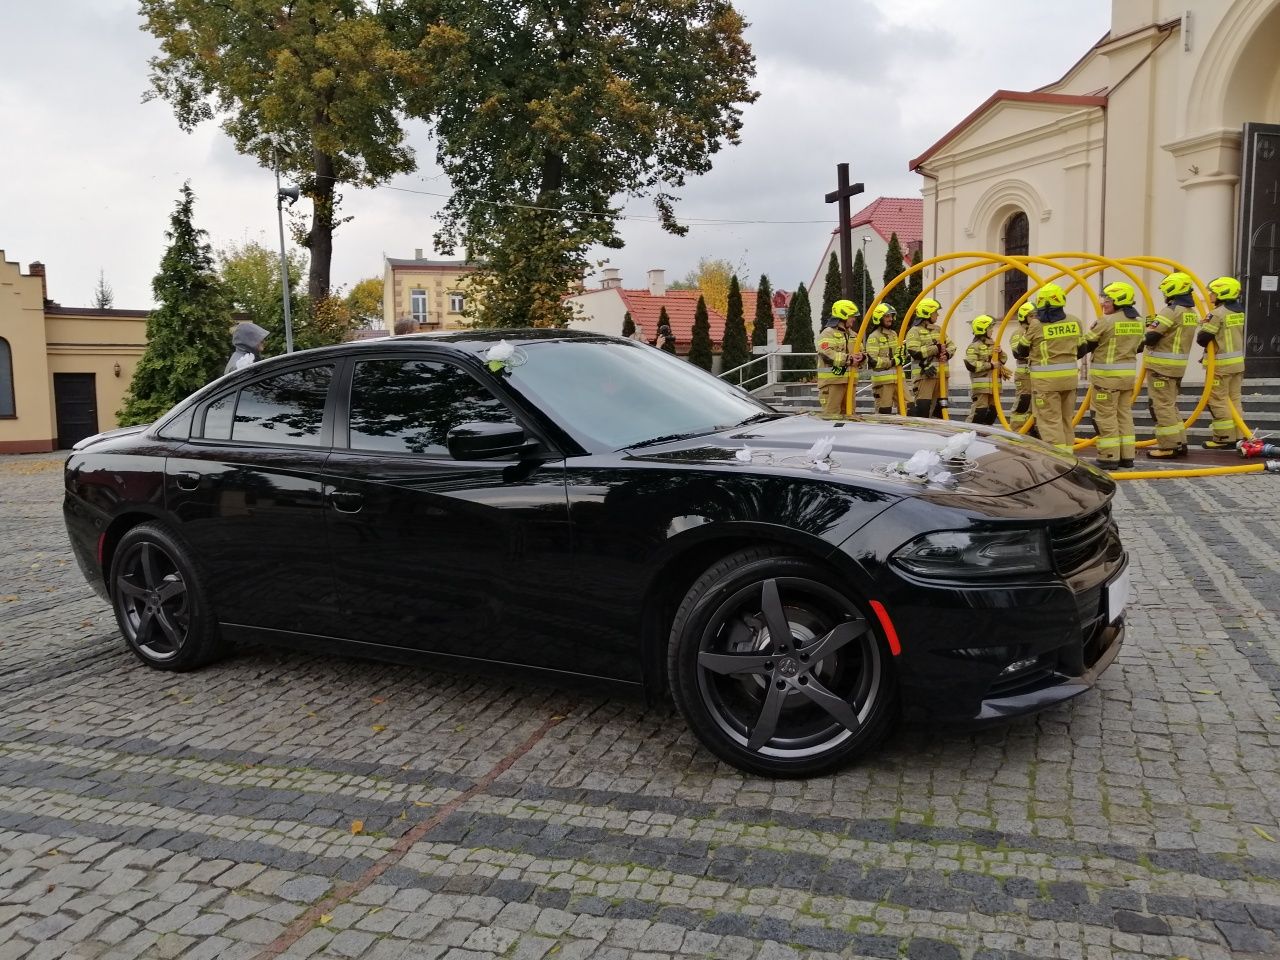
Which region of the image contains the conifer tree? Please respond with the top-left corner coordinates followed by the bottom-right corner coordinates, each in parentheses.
top-left (820, 251), bottom-right (841, 321)
top-left (907, 248), bottom-right (923, 305)
top-left (782, 282), bottom-right (814, 381)
top-left (852, 247), bottom-right (876, 315)
top-left (119, 183), bottom-right (231, 426)
top-left (882, 232), bottom-right (912, 317)
top-left (621, 311), bottom-right (635, 338)
top-left (688, 296), bottom-right (714, 370)
top-left (720, 275), bottom-right (750, 381)
top-left (751, 274), bottom-right (773, 347)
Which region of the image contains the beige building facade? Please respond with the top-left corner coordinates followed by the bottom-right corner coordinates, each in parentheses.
top-left (382, 251), bottom-right (477, 333)
top-left (0, 255), bottom-right (147, 453)
top-left (912, 0), bottom-right (1280, 380)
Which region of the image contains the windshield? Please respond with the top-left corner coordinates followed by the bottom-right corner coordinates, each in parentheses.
top-left (504, 339), bottom-right (777, 450)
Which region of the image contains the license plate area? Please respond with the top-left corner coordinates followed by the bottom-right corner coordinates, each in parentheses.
top-left (1106, 565), bottom-right (1130, 624)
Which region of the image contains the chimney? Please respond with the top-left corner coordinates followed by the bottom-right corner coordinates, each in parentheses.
top-left (28, 262), bottom-right (47, 303)
top-left (414, 247), bottom-right (424, 260)
top-left (647, 268), bottom-right (666, 298)
top-left (600, 267), bottom-right (622, 289)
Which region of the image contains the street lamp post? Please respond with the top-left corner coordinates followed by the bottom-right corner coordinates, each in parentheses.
top-left (273, 148), bottom-right (300, 353)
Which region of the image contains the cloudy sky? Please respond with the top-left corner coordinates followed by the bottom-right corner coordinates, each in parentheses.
top-left (1, 0), bottom-right (1110, 310)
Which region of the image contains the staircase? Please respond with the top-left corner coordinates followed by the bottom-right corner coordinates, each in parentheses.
top-left (761, 378), bottom-right (1280, 444)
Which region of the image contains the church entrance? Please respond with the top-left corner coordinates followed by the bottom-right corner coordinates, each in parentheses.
top-left (1238, 122), bottom-right (1280, 379)
top-left (1001, 211), bottom-right (1029, 318)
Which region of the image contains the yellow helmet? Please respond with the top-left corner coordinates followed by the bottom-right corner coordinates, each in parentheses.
top-left (1016, 302), bottom-right (1035, 322)
top-left (871, 303), bottom-right (897, 323)
top-left (1158, 272), bottom-right (1194, 298)
top-left (1101, 281), bottom-right (1135, 307)
top-left (914, 298), bottom-right (941, 320)
top-left (970, 315), bottom-right (995, 337)
top-left (1207, 276), bottom-right (1242, 301)
top-left (1034, 283), bottom-right (1066, 309)
top-left (831, 299), bottom-right (859, 321)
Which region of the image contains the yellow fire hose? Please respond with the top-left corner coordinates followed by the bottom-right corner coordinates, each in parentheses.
top-left (844, 251), bottom-right (1263, 481)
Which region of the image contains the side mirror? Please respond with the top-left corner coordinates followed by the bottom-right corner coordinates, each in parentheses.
top-left (446, 421), bottom-right (534, 461)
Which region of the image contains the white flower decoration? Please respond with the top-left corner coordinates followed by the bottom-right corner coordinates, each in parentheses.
top-left (940, 430), bottom-right (978, 461)
top-left (734, 446), bottom-right (754, 463)
top-left (807, 436), bottom-right (836, 462)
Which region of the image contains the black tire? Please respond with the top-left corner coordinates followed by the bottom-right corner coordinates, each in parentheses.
top-left (108, 522), bottom-right (225, 671)
top-left (668, 548), bottom-right (897, 777)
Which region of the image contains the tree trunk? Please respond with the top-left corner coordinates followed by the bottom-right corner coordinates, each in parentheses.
top-left (308, 148), bottom-right (335, 304)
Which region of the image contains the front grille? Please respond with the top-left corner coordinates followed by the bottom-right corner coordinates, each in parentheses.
top-left (1049, 506), bottom-right (1113, 574)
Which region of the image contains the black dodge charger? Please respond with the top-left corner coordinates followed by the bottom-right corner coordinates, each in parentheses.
top-left (63, 330), bottom-right (1127, 777)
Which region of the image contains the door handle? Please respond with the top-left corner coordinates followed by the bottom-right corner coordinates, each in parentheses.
top-left (175, 471), bottom-right (201, 491)
top-left (329, 490), bottom-right (364, 514)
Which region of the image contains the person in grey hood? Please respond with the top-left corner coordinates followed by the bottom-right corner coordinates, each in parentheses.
top-left (224, 322), bottom-right (269, 376)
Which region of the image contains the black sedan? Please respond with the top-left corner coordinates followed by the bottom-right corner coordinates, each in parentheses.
top-left (63, 330), bottom-right (1126, 777)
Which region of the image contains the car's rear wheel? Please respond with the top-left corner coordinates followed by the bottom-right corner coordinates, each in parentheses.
top-left (109, 523), bottom-right (224, 671)
top-left (668, 548), bottom-right (896, 777)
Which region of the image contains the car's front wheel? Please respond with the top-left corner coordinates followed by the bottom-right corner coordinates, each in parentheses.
top-left (109, 523), bottom-right (224, 671)
top-left (668, 548), bottom-right (896, 777)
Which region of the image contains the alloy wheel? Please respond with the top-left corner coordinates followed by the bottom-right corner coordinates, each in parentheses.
top-left (113, 541), bottom-right (190, 662)
top-left (695, 576), bottom-right (881, 759)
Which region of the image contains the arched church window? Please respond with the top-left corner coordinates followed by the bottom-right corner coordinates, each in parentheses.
top-left (1002, 211), bottom-right (1030, 319)
top-left (0, 338), bottom-right (15, 418)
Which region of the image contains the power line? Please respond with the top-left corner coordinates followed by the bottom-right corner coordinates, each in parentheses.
top-left (377, 183), bottom-right (832, 227)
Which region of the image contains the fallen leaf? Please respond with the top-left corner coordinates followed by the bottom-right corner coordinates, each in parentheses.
top-left (453, 724), bottom-right (466, 733)
top-left (371, 725), bottom-right (386, 734)
top-left (46, 884), bottom-right (55, 893)
top-left (1195, 689), bottom-right (1219, 696)
top-left (1254, 826), bottom-right (1276, 842)
top-left (369, 907), bottom-right (381, 915)
top-left (319, 914), bottom-right (333, 926)
top-left (412, 800), bottom-right (431, 808)
top-left (371, 696), bottom-right (386, 704)
top-left (0, 597), bottom-right (18, 603)
top-left (350, 820), bottom-right (364, 836)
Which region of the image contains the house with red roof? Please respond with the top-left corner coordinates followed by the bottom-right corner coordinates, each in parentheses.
top-left (808, 197), bottom-right (922, 327)
top-left (565, 268), bottom-right (731, 354)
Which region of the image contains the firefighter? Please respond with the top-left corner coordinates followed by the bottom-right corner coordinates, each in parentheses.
top-left (816, 299), bottom-right (863, 416)
top-left (1143, 271), bottom-right (1200, 458)
top-left (964, 315), bottom-right (1004, 425)
top-left (1079, 281), bottom-right (1143, 469)
top-left (865, 303), bottom-right (903, 414)
top-left (904, 298), bottom-right (954, 417)
top-left (1014, 283), bottom-right (1081, 455)
top-left (1010, 302), bottom-right (1037, 436)
top-left (1198, 276), bottom-right (1247, 448)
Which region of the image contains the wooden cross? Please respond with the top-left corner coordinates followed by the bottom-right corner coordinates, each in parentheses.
top-left (825, 162), bottom-right (864, 299)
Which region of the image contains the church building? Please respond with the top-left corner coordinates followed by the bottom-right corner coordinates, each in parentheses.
top-left (911, 0), bottom-right (1280, 378)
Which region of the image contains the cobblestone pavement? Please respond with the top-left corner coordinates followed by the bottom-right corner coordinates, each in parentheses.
top-left (2, 453), bottom-right (1280, 960)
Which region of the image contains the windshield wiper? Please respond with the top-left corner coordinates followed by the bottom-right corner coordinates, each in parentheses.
top-left (734, 412), bottom-right (786, 427)
top-left (628, 430), bottom-right (718, 449)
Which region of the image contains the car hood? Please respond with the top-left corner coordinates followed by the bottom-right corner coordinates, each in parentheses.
top-left (627, 414), bottom-right (1085, 498)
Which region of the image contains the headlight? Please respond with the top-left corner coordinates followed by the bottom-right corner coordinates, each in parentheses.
top-left (891, 528), bottom-right (1050, 578)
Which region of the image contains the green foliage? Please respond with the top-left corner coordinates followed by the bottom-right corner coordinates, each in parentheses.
top-left (119, 184), bottom-right (231, 426)
top-left (882, 232), bottom-right (912, 317)
top-left (720, 275), bottom-right (750, 381)
top-left (782, 282), bottom-right (814, 381)
top-left (908, 248), bottom-right (923, 303)
top-left (688, 296), bottom-right (714, 371)
top-left (622, 311), bottom-right (635, 338)
top-left (345, 277), bottom-right (384, 327)
top-left (140, 0), bottom-right (422, 302)
top-left (403, 0), bottom-right (758, 327)
top-left (852, 247), bottom-right (876, 315)
top-left (820, 252), bottom-right (841, 321)
top-left (751, 274), bottom-right (774, 347)
top-left (218, 240), bottom-right (309, 349)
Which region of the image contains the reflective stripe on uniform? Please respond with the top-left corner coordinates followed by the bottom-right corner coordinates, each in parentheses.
top-left (1097, 437), bottom-right (1121, 449)
top-left (871, 372), bottom-right (897, 384)
top-left (1210, 418), bottom-right (1235, 430)
top-left (1053, 443), bottom-right (1073, 452)
top-left (1147, 351), bottom-right (1188, 361)
top-left (1030, 362), bottom-right (1077, 372)
top-left (1091, 361), bottom-right (1135, 372)
top-left (1154, 423), bottom-right (1184, 436)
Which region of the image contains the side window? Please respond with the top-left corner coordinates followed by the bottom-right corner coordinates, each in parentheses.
top-left (348, 358), bottom-right (519, 457)
top-left (156, 405), bottom-right (195, 441)
top-left (203, 393), bottom-right (235, 440)
top-left (232, 365), bottom-right (333, 446)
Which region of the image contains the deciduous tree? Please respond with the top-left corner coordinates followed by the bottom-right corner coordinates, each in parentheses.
top-left (119, 184), bottom-right (230, 425)
top-left (218, 240), bottom-right (308, 349)
top-left (345, 277), bottom-right (384, 327)
top-left (402, 0), bottom-right (758, 326)
top-left (720, 275), bottom-right (750, 381)
top-left (681, 257), bottom-right (739, 317)
top-left (141, 0), bottom-right (422, 304)
top-left (751, 274), bottom-right (774, 347)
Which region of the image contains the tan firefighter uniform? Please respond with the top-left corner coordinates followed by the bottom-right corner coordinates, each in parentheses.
top-left (1081, 312), bottom-right (1143, 464)
top-left (865, 325), bottom-right (903, 414)
top-left (905, 321), bottom-right (954, 418)
top-left (1024, 311), bottom-right (1081, 454)
top-left (816, 323), bottom-right (857, 416)
top-left (1010, 319), bottom-right (1034, 432)
top-left (964, 335), bottom-right (1003, 425)
top-left (1145, 302), bottom-right (1200, 452)
top-left (1200, 302), bottom-right (1247, 444)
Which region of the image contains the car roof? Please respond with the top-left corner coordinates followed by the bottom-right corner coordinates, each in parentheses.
top-left (259, 327), bottom-right (615, 365)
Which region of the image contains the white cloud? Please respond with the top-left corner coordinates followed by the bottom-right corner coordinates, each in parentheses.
top-left (0, 0), bottom-right (1109, 311)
